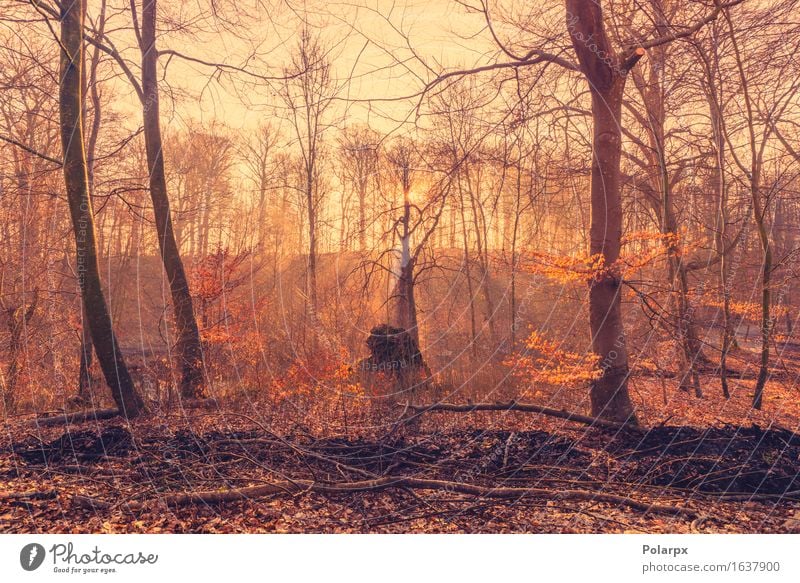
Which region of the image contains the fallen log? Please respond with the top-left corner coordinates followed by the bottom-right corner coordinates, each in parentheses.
top-left (0, 489), bottom-right (58, 502)
top-left (29, 408), bottom-right (120, 427)
top-left (406, 401), bottom-right (642, 432)
top-left (72, 495), bottom-right (112, 511)
top-left (112, 475), bottom-right (695, 518)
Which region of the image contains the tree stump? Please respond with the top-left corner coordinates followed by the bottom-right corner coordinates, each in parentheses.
top-left (358, 324), bottom-right (429, 427)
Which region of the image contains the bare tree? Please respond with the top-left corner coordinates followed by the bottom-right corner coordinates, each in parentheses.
top-left (76, 0), bottom-right (109, 404)
top-left (242, 123), bottom-right (280, 252)
top-left (720, 2), bottom-right (800, 409)
top-left (58, 0), bottom-right (144, 417)
top-left (624, 2), bottom-right (705, 398)
top-left (130, 0), bottom-right (206, 399)
top-left (280, 27), bottom-right (335, 326)
top-left (339, 125), bottom-right (379, 253)
top-left (386, 139), bottom-right (421, 346)
top-left (562, 0), bottom-right (647, 422)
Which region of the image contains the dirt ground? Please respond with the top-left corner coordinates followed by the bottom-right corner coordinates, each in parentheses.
top-left (2, 370), bottom-right (799, 533)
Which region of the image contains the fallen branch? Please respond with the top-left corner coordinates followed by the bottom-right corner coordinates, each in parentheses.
top-left (30, 408), bottom-right (120, 427)
top-left (0, 489), bottom-right (58, 502)
top-left (72, 495), bottom-right (112, 511)
top-left (405, 401), bottom-right (642, 432)
top-left (117, 476), bottom-right (695, 518)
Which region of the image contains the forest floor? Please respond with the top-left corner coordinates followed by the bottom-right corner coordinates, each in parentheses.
top-left (2, 365), bottom-right (800, 533)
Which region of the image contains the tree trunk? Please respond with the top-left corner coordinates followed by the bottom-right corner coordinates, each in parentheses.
top-left (658, 124), bottom-right (702, 398)
top-left (713, 110), bottom-right (732, 400)
top-left (457, 184), bottom-right (478, 359)
top-left (358, 182), bottom-right (367, 252)
top-left (138, 0), bottom-right (206, 399)
top-left (306, 168), bottom-right (319, 322)
top-left (662, 164), bottom-right (701, 398)
top-left (77, 300), bottom-right (93, 401)
top-left (464, 168), bottom-right (496, 342)
top-left (586, 88), bottom-right (637, 422)
top-left (723, 8), bottom-right (771, 409)
top-left (566, 0), bottom-right (640, 423)
top-left (76, 0), bottom-right (105, 404)
top-left (257, 168), bottom-right (268, 251)
top-left (629, 25), bottom-right (702, 399)
top-left (392, 187), bottom-right (420, 348)
top-left (2, 300), bottom-right (36, 411)
top-left (752, 182), bottom-right (771, 410)
top-left (509, 153), bottom-right (524, 348)
top-left (59, 0), bottom-right (144, 417)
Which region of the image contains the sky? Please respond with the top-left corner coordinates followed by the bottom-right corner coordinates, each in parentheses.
top-left (105, 0), bottom-right (498, 137)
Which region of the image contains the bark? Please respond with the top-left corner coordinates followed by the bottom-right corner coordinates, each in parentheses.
top-left (678, 271), bottom-right (703, 396)
top-left (59, 0), bottom-right (144, 417)
top-left (136, 0), bottom-right (206, 399)
top-left (77, 301), bottom-right (93, 401)
top-left (566, 0), bottom-right (640, 423)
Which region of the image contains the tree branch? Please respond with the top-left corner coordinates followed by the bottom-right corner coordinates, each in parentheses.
top-left (406, 400), bottom-right (641, 431)
top-left (103, 476), bottom-right (696, 518)
top-left (0, 134), bottom-right (62, 166)
top-left (637, 0), bottom-right (745, 51)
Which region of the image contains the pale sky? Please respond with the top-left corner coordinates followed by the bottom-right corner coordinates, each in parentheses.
top-left (107, 0), bottom-right (500, 137)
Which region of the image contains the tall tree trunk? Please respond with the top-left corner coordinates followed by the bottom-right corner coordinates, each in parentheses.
top-left (393, 185), bottom-right (420, 348)
top-left (752, 176), bottom-right (771, 410)
top-left (661, 160), bottom-right (702, 398)
top-left (2, 299), bottom-right (37, 411)
top-left (77, 300), bottom-right (93, 401)
top-left (509, 156), bottom-right (523, 348)
top-left (629, 20), bottom-right (702, 398)
top-left (137, 0), bottom-right (206, 399)
top-left (358, 182), bottom-right (367, 252)
top-left (257, 167), bottom-right (268, 251)
top-left (463, 166), bottom-right (496, 342)
top-left (306, 167), bottom-right (319, 321)
top-left (76, 0), bottom-right (106, 403)
top-left (457, 181), bottom-right (478, 359)
top-left (566, 0), bottom-right (641, 423)
top-left (585, 87), bottom-right (638, 423)
top-left (693, 23), bottom-right (734, 399)
top-left (723, 8), bottom-right (771, 409)
top-left (59, 0), bottom-right (144, 417)
top-left (710, 85), bottom-right (732, 399)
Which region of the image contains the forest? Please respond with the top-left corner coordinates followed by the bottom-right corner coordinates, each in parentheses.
top-left (1, 0), bottom-right (800, 534)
